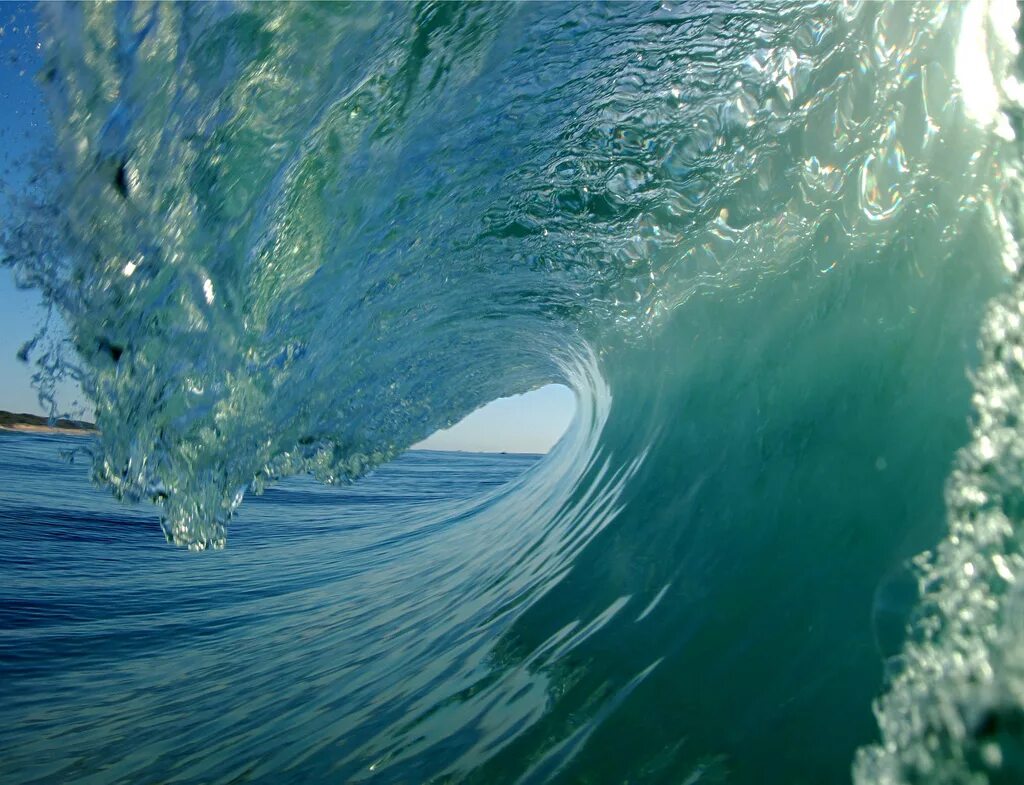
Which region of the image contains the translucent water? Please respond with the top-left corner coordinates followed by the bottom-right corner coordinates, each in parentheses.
top-left (4, 1), bottom-right (1024, 782)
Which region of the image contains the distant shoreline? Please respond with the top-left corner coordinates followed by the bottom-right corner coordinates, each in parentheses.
top-left (0, 414), bottom-right (544, 454)
top-left (0, 411), bottom-right (97, 435)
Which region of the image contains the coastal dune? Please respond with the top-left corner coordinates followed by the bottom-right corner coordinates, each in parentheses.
top-left (0, 411), bottom-right (96, 435)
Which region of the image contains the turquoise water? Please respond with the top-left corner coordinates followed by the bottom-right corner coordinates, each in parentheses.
top-left (4, 1), bottom-right (1024, 782)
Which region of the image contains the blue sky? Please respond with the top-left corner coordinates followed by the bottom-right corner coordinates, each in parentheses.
top-left (0, 4), bottom-right (575, 453)
top-left (412, 384), bottom-right (575, 453)
top-left (0, 3), bottom-right (70, 415)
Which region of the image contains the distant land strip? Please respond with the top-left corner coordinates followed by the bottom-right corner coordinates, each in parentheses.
top-left (0, 410), bottom-right (97, 434)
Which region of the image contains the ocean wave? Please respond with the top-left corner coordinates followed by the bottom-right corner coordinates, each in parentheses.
top-left (4, 1), bottom-right (1024, 782)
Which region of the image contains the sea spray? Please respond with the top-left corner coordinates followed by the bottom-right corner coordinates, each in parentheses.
top-left (855, 1), bottom-right (1024, 781)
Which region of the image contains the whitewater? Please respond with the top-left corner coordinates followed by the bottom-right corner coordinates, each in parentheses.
top-left (4, 1), bottom-right (1024, 783)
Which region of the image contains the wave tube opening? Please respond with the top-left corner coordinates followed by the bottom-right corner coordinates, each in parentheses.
top-left (413, 384), bottom-right (578, 456)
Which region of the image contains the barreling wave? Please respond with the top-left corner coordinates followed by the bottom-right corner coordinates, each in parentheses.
top-left (5, 1), bottom-right (1024, 782)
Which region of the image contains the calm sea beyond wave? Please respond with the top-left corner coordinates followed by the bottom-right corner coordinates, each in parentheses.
top-left (4, 1), bottom-right (1024, 783)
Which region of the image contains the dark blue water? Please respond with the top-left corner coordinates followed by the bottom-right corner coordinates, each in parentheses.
top-left (0, 433), bottom-right (544, 784)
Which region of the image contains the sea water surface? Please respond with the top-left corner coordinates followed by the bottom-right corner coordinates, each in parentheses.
top-left (0, 433), bottom-right (548, 784)
top-left (5, 1), bottom-right (1024, 783)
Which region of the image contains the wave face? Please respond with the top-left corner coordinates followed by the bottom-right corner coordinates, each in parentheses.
top-left (6, 0), bottom-right (1024, 782)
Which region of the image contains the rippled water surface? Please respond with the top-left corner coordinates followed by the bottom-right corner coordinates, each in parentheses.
top-left (1, 435), bottom-right (551, 783)
top-left (5, 1), bottom-right (1024, 783)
